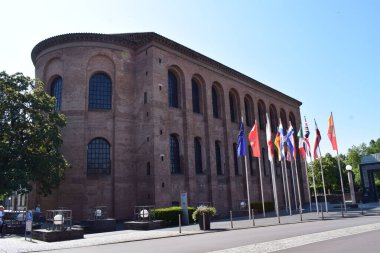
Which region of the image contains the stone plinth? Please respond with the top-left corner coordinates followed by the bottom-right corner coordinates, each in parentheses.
top-left (124, 220), bottom-right (168, 230)
top-left (82, 218), bottom-right (116, 233)
top-left (32, 228), bottom-right (84, 242)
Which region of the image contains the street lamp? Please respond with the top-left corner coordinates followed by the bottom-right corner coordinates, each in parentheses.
top-left (345, 165), bottom-right (356, 204)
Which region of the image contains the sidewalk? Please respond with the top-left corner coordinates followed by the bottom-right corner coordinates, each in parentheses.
top-left (1, 204), bottom-right (379, 253)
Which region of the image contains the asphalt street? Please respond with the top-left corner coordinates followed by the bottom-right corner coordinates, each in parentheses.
top-left (45, 215), bottom-right (380, 253)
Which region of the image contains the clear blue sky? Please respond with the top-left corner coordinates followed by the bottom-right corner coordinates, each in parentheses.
top-left (1, 0), bottom-right (379, 155)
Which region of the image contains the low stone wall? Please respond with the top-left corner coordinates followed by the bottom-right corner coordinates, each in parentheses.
top-left (32, 228), bottom-right (84, 242)
top-left (124, 220), bottom-right (168, 230)
top-left (81, 218), bottom-right (116, 233)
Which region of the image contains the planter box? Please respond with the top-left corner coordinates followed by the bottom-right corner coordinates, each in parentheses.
top-left (32, 228), bottom-right (84, 242)
top-left (124, 220), bottom-right (168, 230)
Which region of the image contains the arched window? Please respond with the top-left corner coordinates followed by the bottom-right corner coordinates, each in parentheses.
top-left (87, 138), bottom-right (111, 175)
top-left (244, 95), bottom-right (254, 127)
top-left (229, 92), bottom-right (238, 123)
top-left (212, 86), bottom-right (220, 118)
top-left (248, 146), bottom-right (254, 175)
top-left (89, 73), bottom-right (112, 110)
top-left (280, 109), bottom-right (288, 130)
top-left (269, 105), bottom-right (278, 134)
top-left (215, 141), bottom-right (223, 175)
top-left (50, 77), bottom-right (62, 111)
top-left (170, 134), bottom-right (180, 174)
top-left (194, 138), bottom-right (203, 174)
top-left (258, 100), bottom-right (266, 130)
top-left (168, 71), bottom-right (179, 108)
top-left (192, 79), bottom-right (201, 114)
top-left (233, 143), bottom-right (239, 175)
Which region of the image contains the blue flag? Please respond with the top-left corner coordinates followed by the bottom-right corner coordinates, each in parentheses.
top-left (286, 124), bottom-right (295, 157)
top-left (237, 122), bottom-right (246, 156)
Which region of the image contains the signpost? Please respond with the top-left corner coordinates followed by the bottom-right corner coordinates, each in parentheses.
top-left (180, 192), bottom-right (189, 225)
top-left (25, 210), bottom-right (33, 241)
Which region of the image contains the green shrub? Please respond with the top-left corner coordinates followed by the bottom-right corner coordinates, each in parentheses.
top-left (192, 206), bottom-right (216, 222)
top-left (250, 201), bottom-right (274, 213)
top-left (151, 206), bottom-right (196, 224)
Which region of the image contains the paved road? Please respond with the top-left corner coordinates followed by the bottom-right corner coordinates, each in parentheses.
top-left (46, 216), bottom-right (380, 253)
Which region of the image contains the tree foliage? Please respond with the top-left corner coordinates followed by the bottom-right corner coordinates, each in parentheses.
top-left (346, 138), bottom-right (380, 190)
top-left (308, 153), bottom-right (348, 193)
top-left (0, 71), bottom-right (69, 196)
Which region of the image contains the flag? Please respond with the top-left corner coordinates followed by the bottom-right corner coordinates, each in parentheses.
top-left (313, 120), bottom-right (321, 159)
top-left (304, 116), bottom-right (312, 157)
top-left (327, 112), bottom-right (338, 151)
top-left (274, 130), bottom-right (281, 160)
top-left (278, 121), bottom-right (286, 160)
top-left (265, 113), bottom-right (274, 162)
top-left (304, 116), bottom-right (310, 138)
top-left (286, 122), bottom-right (296, 157)
top-left (237, 121), bottom-right (246, 156)
top-left (248, 121), bottom-right (261, 157)
top-left (297, 127), bottom-right (306, 159)
top-left (286, 149), bottom-right (292, 162)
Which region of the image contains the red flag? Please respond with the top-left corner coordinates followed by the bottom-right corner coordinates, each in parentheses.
top-left (265, 113), bottom-right (274, 162)
top-left (327, 112), bottom-right (338, 151)
top-left (313, 120), bottom-right (321, 159)
top-left (248, 121), bottom-right (261, 157)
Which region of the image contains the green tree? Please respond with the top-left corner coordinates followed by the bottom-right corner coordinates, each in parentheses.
top-left (309, 153), bottom-right (348, 194)
top-left (0, 71), bottom-right (69, 196)
top-left (346, 138), bottom-right (380, 191)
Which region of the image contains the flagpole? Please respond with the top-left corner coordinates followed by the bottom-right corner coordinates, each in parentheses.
top-left (330, 113), bottom-right (346, 212)
top-left (244, 155), bottom-right (252, 220)
top-left (303, 159), bottom-right (312, 212)
top-left (289, 154), bottom-right (298, 211)
top-left (310, 156), bottom-right (319, 214)
top-left (293, 156), bottom-right (303, 219)
top-left (317, 146), bottom-right (328, 213)
top-left (280, 160), bottom-right (289, 214)
top-left (270, 160), bottom-right (280, 223)
top-left (283, 158), bottom-right (292, 215)
top-left (258, 157), bottom-right (266, 217)
top-left (241, 117), bottom-right (252, 220)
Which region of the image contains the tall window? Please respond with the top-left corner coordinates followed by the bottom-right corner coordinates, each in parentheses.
top-left (168, 71), bottom-right (179, 108)
top-left (87, 138), bottom-right (111, 175)
top-left (170, 134), bottom-right (180, 174)
top-left (233, 143), bottom-right (239, 175)
top-left (212, 86), bottom-right (219, 118)
top-left (192, 79), bottom-right (201, 113)
top-left (89, 73), bottom-right (112, 110)
top-left (280, 109), bottom-right (288, 130)
top-left (244, 96), bottom-right (254, 127)
top-left (50, 77), bottom-right (62, 111)
top-left (258, 100), bottom-right (266, 130)
top-left (229, 92), bottom-right (237, 123)
top-left (269, 105), bottom-right (278, 134)
top-left (215, 141), bottom-right (222, 175)
top-left (248, 146), bottom-right (254, 175)
top-left (262, 148), bottom-right (268, 176)
top-left (194, 138), bottom-right (203, 174)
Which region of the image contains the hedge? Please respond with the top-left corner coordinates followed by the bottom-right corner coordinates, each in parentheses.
top-left (250, 201), bottom-right (274, 213)
top-left (151, 206), bottom-right (196, 224)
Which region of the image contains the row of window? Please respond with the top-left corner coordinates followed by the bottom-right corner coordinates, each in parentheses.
top-left (50, 73), bottom-right (112, 111)
top-left (49, 71), bottom-right (297, 135)
top-left (86, 135), bottom-right (289, 177)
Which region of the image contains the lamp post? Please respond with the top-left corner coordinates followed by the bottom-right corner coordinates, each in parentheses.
top-left (345, 165), bottom-right (356, 204)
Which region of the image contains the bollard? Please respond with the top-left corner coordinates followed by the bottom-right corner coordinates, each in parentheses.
top-left (203, 212), bottom-right (206, 230)
top-left (179, 214), bottom-right (181, 233)
top-left (360, 201), bottom-right (364, 216)
top-left (321, 204), bottom-right (324, 220)
top-left (252, 210), bottom-right (255, 226)
top-left (230, 210), bottom-right (233, 228)
top-left (341, 202), bottom-right (344, 218)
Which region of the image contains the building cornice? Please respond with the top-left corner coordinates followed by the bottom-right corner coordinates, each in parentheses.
top-left (31, 32), bottom-right (302, 106)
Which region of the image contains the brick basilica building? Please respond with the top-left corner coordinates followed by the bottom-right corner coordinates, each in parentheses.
top-left (30, 32), bottom-right (308, 220)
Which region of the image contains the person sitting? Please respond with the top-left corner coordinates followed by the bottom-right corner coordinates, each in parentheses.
top-left (0, 205), bottom-right (4, 237)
